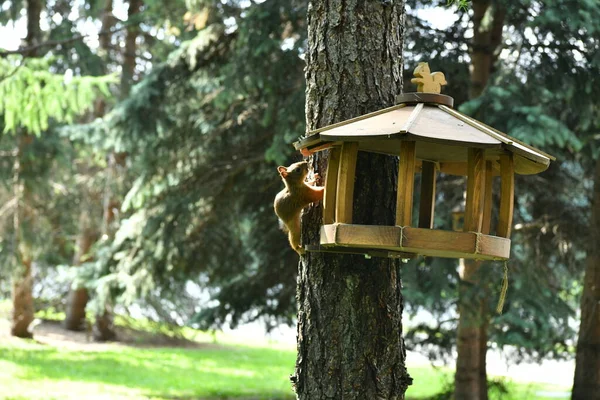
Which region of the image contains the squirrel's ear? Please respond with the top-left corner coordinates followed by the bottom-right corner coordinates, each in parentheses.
top-left (278, 166), bottom-right (288, 177)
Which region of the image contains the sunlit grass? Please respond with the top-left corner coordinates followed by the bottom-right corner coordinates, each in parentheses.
top-left (0, 300), bottom-right (572, 400)
top-left (0, 337), bottom-right (572, 400)
top-left (0, 339), bottom-right (296, 400)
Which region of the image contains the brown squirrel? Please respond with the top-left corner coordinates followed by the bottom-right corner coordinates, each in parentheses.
top-left (274, 161), bottom-right (324, 254)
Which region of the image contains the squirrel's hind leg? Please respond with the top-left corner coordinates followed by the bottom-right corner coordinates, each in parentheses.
top-left (288, 217), bottom-right (304, 255)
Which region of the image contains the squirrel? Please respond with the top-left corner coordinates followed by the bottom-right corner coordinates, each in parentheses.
top-left (274, 161), bottom-right (324, 254)
top-left (411, 62), bottom-right (447, 94)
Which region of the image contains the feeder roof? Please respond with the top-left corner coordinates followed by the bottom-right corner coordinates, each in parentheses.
top-left (295, 100), bottom-right (555, 175)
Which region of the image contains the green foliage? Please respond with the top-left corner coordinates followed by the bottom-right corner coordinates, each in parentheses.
top-left (402, 0), bottom-right (599, 364)
top-left (0, 341), bottom-right (296, 399)
top-left (0, 56), bottom-right (115, 135)
top-left (65, 0), bottom-right (307, 329)
top-left (0, 331), bottom-right (571, 400)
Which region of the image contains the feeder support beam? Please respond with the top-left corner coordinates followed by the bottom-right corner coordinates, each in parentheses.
top-left (323, 147), bottom-right (341, 224)
top-left (335, 142), bottom-right (359, 224)
top-left (482, 161), bottom-right (494, 235)
top-left (464, 148), bottom-right (485, 233)
top-left (497, 154), bottom-right (515, 238)
top-left (396, 141), bottom-right (417, 226)
top-left (419, 161), bottom-right (437, 229)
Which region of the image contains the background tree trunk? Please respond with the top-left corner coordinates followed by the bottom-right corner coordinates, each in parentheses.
top-left (455, 259), bottom-right (485, 400)
top-left (121, 0), bottom-right (142, 96)
top-left (11, 0), bottom-right (43, 339)
top-left (293, 1), bottom-right (411, 399)
top-left (64, 212), bottom-right (98, 331)
top-left (93, 0), bottom-right (142, 342)
top-left (455, 1), bottom-right (505, 397)
top-left (572, 158), bottom-right (600, 400)
top-left (66, 0), bottom-right (113, 333)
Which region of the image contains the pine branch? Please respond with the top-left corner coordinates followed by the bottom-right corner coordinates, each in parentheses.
top-left (0, 25), bottom-right (130, 58)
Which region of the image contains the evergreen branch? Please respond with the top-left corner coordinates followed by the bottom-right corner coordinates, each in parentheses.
top-left (0, 25), bottom-right (131, 58)
top-left (0, 63), bottom-right (25, 84)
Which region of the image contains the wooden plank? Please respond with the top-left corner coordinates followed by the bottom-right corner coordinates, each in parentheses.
top-left (481, 161), bottom-right (494, 235)
top-left (497, 153), bottom-right (515, 238)
top-left (402, 227), bottom-right (476, 254)
top-left (439, 104), bottom-right (555, 161)
top-left (439, 162), bottom-right (467, 176)
top-left (419, 161), bottom-right (437, 229)
top-left (335, 142), bottom-right (359, 224)
top-left (396, 141), bottom-right (417, 226)
top-left (307, 103), bottom-right (406, 135)
top-left (323, 147), bottom-right (341, 224)
top-left (319, 224), bottom-right (511, 260)
top-left (329, 224), bottom-right (402, 248)
top-left (464, 148), bottom-right (485, 233)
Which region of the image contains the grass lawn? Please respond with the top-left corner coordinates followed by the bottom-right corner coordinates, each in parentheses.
top-left (0, 306), bottom-right (571, 400)
top-left (0, 338), bottom-right (572, 400)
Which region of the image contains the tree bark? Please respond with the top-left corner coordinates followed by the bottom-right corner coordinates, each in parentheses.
top-left (121, 0), bottom-right (142, 97)
top-left (11, 257), bottom-right (34, 338)
top-left (67, 0), bottom-right (113, 333)
top-left (64, 212), bottom-right (98, 331)
top-left (572, 158), bottom-right (600, 400)
top-left (293, 1), bottom-right (410, 399)
top-left (11, 0), bottom-right (43, 339)
top-left (455, 2), bottom-right (505, 397)
top-left (455, 259), bottom-right (485, 400)
top-left (469, 0), bottom-right (505, 99)
top-left (92, 0), bottom-right (141, 341)
top-left (94, 0), bottom-right (115, 117)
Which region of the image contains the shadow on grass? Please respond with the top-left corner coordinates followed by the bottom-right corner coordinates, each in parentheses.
top-left (0, 345), bottom-right (296, 400)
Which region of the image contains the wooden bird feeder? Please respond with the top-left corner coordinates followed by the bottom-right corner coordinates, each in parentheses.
top-left (294, 62), bottom-right (555, 260)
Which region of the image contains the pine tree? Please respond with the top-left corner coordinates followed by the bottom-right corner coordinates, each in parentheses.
top-left (292, 1), bottom-right (412, 397)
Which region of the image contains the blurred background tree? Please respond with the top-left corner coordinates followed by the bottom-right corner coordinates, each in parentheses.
top-left (1, 0), bottom-right (599, 397)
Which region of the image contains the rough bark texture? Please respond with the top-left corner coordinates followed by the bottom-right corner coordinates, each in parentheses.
top-left (293, 1), bottom-right (410, 399)
top-left (92, 0), bottom-right (141, 342)
top-left (454, 2), bottom-right (505, 396)
top-left (572, 158), bottom-right (600, 400)
top-left (11, 0), bottom-right (43, 339)
top-left (93, 308), bottom-right (117, 342)
top-left (11, 257), bottom-right (33, 338)
top-left (469, 0), bottom-right (505, 99)
top-left (64, 212), bottom-right (98, 331)
top-left (455, 259), bottom-right (485, 400)
top-left (121, 0), bottom-right (142, 96)
top-left (66, 0), bottom-right (114, 332)
top-left (94, 0), bottom-right (115, 117)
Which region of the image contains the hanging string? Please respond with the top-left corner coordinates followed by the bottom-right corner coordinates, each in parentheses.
top-left (496, 261), bottom-right (509, 314)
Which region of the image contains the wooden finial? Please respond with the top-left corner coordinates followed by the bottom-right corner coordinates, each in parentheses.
top-left (411, 62), bottom-right (447, 94)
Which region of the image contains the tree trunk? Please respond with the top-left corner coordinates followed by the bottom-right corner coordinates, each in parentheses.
top-left (11, 257), bottom-right (34, 338)
top-left (121, 0), bottom-right (142, 97)
top-left (93, 308), bottom-right (117, 342)
top-left (455, 259), bottom-right (484, 400)
top-left (92, 0), bottom-right (142, 342)
top-left (572, 158), bottom-right (600, 400)
top-left (67, 0), bottom-right (113, 333)
top-left (64, 212), bottom-right (98, 331)
top-left (11, 0), bottom-right (43, 339)
top-left (94, 0), bottom-right (114, 117)
top-left (469, 0), bottom-right (506, 99)
top-left (455, 2), bottom-right (505, 397)
top-left (293, 2), bottom-right (411, 399)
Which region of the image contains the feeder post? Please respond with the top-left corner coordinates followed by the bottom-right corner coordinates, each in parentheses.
top-left (323, 147), bottom-right (342, 224)
top-left (396, 141), bottom-right (417, 226)
top-left (464, 148), bottom-right (485, 233)
top-left (335, 142), bottom-right (359, 224)
top-left (497, 154), bottom-right (515, 238)
top-left (481, 161), bottom-right (494, 235)
top-left (418, 161), bottom-right (437, 229)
